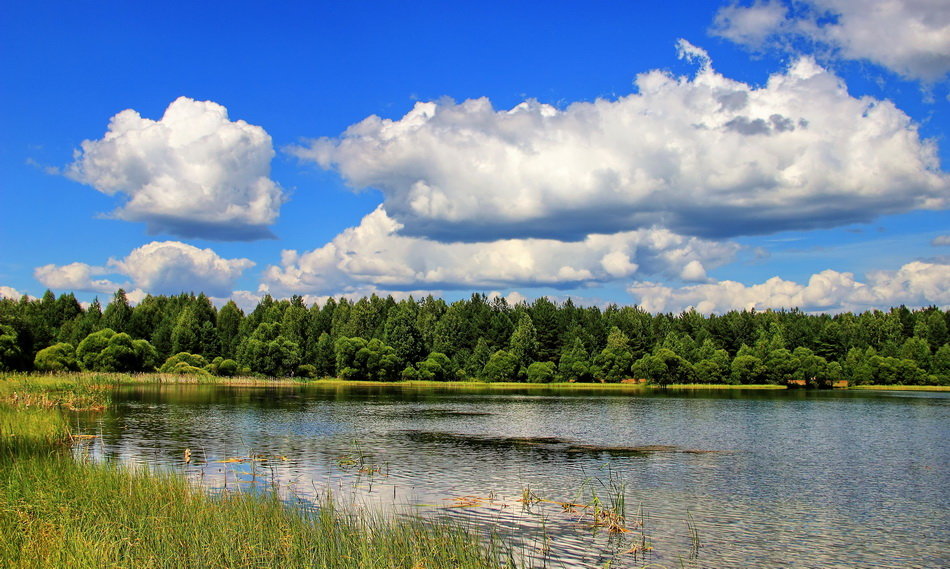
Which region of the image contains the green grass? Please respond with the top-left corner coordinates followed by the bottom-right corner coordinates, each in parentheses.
top-left (0, 453), bottom-right (507, 569)
top-left (847, 384), bottom-right (950, 392)
top-left (0, 375), bottom-right (510, 569)
top-left (662, 383), bottom-right (786, 390)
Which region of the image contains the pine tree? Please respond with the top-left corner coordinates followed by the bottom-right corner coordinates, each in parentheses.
top-left (594, 327), bottom-right (634, 382)
top-left (509, 313), bottom-right (539, 370)
top-left (384, 301), bottom-right (425, 365)
top-left (171, 306), bottom-right (201, 355)
top-left (558, 337), bottom-right (591, 382)
top-left (102, 289), bottom-right (133, 333)
top-left (217, 300), bottom-right (244, 358)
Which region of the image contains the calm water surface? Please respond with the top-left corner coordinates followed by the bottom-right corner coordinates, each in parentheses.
top-left (75, 385), bottom-right (948, 568)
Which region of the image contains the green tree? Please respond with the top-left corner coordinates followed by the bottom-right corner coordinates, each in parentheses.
top-left (593, 327), bottom-right (634, 382)
top-left (384, 301), bottom-right (425, 365)
top-left (932, 344), bottom-right (950, 384)
top-left (558, 338), bottom-right (591, 382)
top-left (239, 322), bottom-right (301, 377)
top-left (526, 361), bottom-right (557, 383)
top-left (843, 347), bottom-right (874, 385)
top-left (334, 336), bottom-right (368, 379)
top-left (330, 298), bottom-right (351, 339)
top-left (788, 347), bottom-right (828, 386)
top-left (160, 352), bottom-right (211, 375)
top-left (632, 348), bottom-right (695, 385)
top-left (280, 301), bottom-right (309, 350)
top-left (730, 354), bottom-right (767, 385)
top-left (529, 297), bottom-right (561, 362)
top-left (311, 332), bottom-right (336, 377)
top-left (354, 339), bottom-right (403, 381)
top-left (207, 356), bottom-right (239, 377)
top-left (101, 289), bottom-right (133, 333)
top-left (415, 297), bottom-right (445, 354)
top-left (0, 324), bottom-right (21, 371)
top-left (694, 352), bottom-right (731, 384)
top-left (432, 303), bottom-right (469, 357)
top-left (466, 337), bottom-right (493, 379)
top-left (763, 348), bottom-right (797, 384)
top-left (482, 350), bottom-right (519, 382)
top-left (509, 314), bottom-right (539, 370)
top-left (416, 352), bottom-right (453, 381)
top-left (77, 328), bottom-right (157, 372)
top-left (170, 306), bottom-right (202, 355)
top-left (34, 342), bottom-right (78, 372)
top-left (900, 337), bottom-right (932, 370)
top-left (216, 301), bottom-right (244, 358)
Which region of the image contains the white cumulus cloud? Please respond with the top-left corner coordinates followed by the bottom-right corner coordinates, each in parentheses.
top-left (712, 0), bottom-right (950, 82)
top-left (110, 241), bottom-right (255, 296)
top-left (35, 241), bottom-right (254, 298)
top-left (34, 262), bottom-right (122, 294)
top-left (68, 97), bottom-right (285, 240)
top-left (932, 234), bottom-right (950, 246)
top-left (0, 286), bottom-right (25, 300)
top-left (628, 259), bottom-right (950, 313)
top-left (290, 43), bottom-right (947, 242)
top-left (260, 206), bottom-right (738, 296)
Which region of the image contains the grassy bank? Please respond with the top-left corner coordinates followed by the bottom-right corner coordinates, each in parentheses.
top-left (0, 455), bottom-right (505, 569)
top-left (0, 379), bottom-right (508, 569)
top-left (847, 384), bottom-right (950, 392)
top-left (2, 372), bottom-right (795, 391)
top-left (661, 383), bottom-right (785, 390)
top-left (9, 371), bottom-right (943, 395)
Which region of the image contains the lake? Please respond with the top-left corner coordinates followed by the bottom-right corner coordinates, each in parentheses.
top-left (74, 385), bottom-right (948, 568)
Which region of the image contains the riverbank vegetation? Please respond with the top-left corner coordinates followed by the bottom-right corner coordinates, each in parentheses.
top-left (2, 290), bottom-right (947, 386)
top-left (0, 380), bottom-right (509, 569)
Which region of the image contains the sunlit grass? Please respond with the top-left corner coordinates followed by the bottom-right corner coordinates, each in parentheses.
top-left (0, 373), bottom-right (510, 569)
top-left (847, 384), bottom-right (950, 392)
top-left (662, 384), bottom-right (786, 390)
top-left (0, 453), bottom-right (507, 569)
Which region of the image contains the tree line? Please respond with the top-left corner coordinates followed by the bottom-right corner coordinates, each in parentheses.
top-left (1, 289), bottom-right (948, 385)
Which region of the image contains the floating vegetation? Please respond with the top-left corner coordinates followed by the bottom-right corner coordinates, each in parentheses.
top-left (215, 454), bottom-right (287, 464)
top-left (383, 408), bottom-right (494, 419)
top-left (336, 442), bottom-right (387, 476)
top-left (401, 430), bottom-right (729, 458)
top-left (565, 444), bottom-right (732, 457)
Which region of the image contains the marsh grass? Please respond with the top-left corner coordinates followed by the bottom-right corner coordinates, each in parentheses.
top-left (0, 453), bottom-right (507, 569)
top-left (0, 375), bottom-right (510, 569)
top-left (661, 384), bottom-right (785, 390)
top-left (848, 385), bottom-right (950, 392)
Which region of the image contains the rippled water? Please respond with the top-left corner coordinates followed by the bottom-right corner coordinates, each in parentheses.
top-left (74, 385), bottom-right (949, 568)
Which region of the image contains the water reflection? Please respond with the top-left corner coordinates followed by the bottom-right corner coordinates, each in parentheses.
top-left (75, 385), bottom-right (949, 568)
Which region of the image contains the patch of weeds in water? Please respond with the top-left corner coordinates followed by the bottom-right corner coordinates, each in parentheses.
top-left (566, 444), bottom-right (731, 458)
top-left (401, 431), bottom-right (729, 461)
top-left (388, 408), bottom-right (495, 419)
top-left (336, 441), bottom-right (388, 479)
top-left (518, 486), bottom-right (543, 512)
top-left (685, 509), bottom-right (700, 559)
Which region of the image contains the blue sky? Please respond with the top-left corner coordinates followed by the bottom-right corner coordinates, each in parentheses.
top-left (1, 0), bottom-right (948, 313)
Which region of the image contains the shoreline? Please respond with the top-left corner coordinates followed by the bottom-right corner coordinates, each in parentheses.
top-left (6, 371), bottom-right (947, 391)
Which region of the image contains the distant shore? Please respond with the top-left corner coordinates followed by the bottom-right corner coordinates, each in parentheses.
top-left (8, 371), bottom-right (948, 391)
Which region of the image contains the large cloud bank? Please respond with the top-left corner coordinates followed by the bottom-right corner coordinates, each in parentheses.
top-left (35, 241), bottom-right (254, 298)
top-left (628, 259), bottom-right (950, 313)
top-left (291, 41), bottom-right (947, 243)
top-left (68, 97), bottom-right (284, 240)
top-left (712, 0), bottom-right (950, 82)
top-left (260, 206), bottom-right (737, 295)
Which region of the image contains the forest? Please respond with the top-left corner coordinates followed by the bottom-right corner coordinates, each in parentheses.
top-left (0, 289), bottom-right (948, 386)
